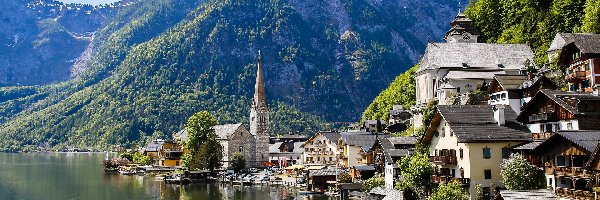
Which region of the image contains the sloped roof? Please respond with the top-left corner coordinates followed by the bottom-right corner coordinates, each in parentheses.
top-left (556, 130), bottom-right (600, 153)
top-left (387, 137), bottom-right (417, 145)
top-left (293, 142), bottom-right (304, 154)
top-left (500, 189), bottom-right (558, 200)
top-left (320, 131), bottom-right (341, 142)
top-left (340, 132), bottom-right (392, 147)
top-left (424, 105), bottom-right (531, 143)
top-left (417, 43), bottom-right (534, 73)
top-left (517, 90), bottom-right (600, 121)
top-left (511, 140), bottom-right (544, 150)
top-left (269, 142), bottom-right (283, 153)
top-left (214, 123), bottom-right (245, 139)
top-left (174, 123), bottom-right (246, 141)
top-left (548, 33), bottom-right (600, 54)
top-left (494, 75), bottom-right (529, 90)
top-left (145, 140), bottom-right (164, 152)
top-left (445, 71), bottom-right (504, 80)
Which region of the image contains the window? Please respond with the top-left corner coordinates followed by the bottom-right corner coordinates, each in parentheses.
top-left (441, 128), bottom-right (445, 137)
top-left (502, 148), bottom-right (510, 159)
top-left (450, 130), bottom-right (454, 137)
top-left (483, 147), bottom-right (491, 159)
top-left (239, 146), bottom-right (243, 152)
top-left (567, 123), bottom-right (573, 130)
top-left (459, 148), bottom-right (463, 159)
top-left (556, 156), bottom-right (566, 167)
top-left (484, 169), bottom-right (492, 179)
top-left (586, 63), bottom-right (590, 70)
top-left (554, 124), bottom-right (560, 131)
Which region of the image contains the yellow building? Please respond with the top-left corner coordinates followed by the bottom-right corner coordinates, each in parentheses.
top-left (423, 105), bottom-right (530, 199)
top-left (144, 139), bottom-right (183, 167)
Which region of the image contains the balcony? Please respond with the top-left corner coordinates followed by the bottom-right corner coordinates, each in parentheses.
top-left (566, 71), bottom-right (587, 83)
top-left (429, 156), bottom-right (457, 165)
top-left (528, 112), bottom-right (557, 122)
top-left (314, 143), bottom-right (327, 147)
top-left (555, 187), bottom-right (595, 200)
top-left (532, 132), bottom-right (554, 140)
top-left (553, 167), bottom-right (592, 178)
top-left (430, 175), bottom-right (470, 186)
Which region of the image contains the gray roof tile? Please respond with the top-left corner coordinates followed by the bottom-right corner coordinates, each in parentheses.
top-left (418, 43), bottom-right (534, 73)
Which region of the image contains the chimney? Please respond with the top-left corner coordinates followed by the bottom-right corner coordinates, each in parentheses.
top-left (494, 105), bottom-right (506, 126)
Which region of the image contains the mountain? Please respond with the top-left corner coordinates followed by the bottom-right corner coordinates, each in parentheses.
top-left (0, 0), bottom-right (466, 151)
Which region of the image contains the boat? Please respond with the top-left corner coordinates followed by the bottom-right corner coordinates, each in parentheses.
top-left (164, 174), bottom-right (190, 184)
top-left (298, 190), bottom-right (323, 195)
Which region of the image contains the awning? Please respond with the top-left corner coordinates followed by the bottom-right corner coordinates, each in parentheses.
top-left (306, 165), bottom-right (326, 170)
top-left (285, 165), bottom-right (304, 170)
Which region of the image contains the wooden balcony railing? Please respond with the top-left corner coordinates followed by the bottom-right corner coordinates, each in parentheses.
top-left (566, 71), bottom-right (587, 83)
top-left (532, 132), bottom-right (554, 140)
top-left (529, 112), bottom-right (557, 122)
top-left (430, 156), bottom-right (457, 165)
top-left (555, 187), bottom-right (594, 200)
top-left (550, 167), bottom-right (591, 178)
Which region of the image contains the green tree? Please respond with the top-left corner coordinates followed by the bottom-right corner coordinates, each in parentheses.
top-left (182, 111), bottom-right (219, 170)
top-left (581, 0), bottom-right (600, 33)
top-left (500, 153), bottom-right (545, 190)
top-left (396, 152), bottom-right (435, 200)
top-left (361, 65), bottom-right (417, 122)
top-left (132, 152), bottom-right (153, 165)
top-left (337, 172), bottom-right (352, 183)
top-left (362, 172), bottom-right (385, 192)
top-left (197, 132), bottom-right (223, 172)
top-left (184, 111), bottom-right (219, 151)
top-left (428, 181), bottom-right (469, 200)
top-left (230, 153), bottom-right (246, 174)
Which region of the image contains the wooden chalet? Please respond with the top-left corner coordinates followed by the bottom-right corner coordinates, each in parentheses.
top-left (487, 74), bottom-right (557, 114)
top-left (547, 33), bottom-right (600, 93)
top-left (530, 130), bottom-right (600, 199)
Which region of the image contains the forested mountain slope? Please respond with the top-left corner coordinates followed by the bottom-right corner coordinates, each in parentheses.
top-left (0, 0), bottom-right (466, 151)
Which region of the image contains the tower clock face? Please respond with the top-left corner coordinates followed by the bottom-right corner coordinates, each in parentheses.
top-left (462, 33), bottom-right (471, 41)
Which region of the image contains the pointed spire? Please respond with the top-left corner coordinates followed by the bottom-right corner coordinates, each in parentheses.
top-left (254, 50), bottom-right (266, 104)
top-left (458, 2), bottom-right (462, 15)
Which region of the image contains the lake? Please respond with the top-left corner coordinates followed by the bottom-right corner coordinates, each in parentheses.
top-left (0, 153), bottom-right (331, 200)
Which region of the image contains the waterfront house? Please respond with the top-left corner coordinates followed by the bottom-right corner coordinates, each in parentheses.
top-left (547, 33), bottom-right (600, 93)
top-left (269, 141), bottom-right (304, 166)
top-left (415, 12), bottom-right (534, 106)
top-left (143, 139), bottom-right (164, 159)
top-left (301, 131), bottom-right (341, 166)
top-left (369, 137), bottom-right (416, 189)
top-left (422, 105), bottom-right (531, 199)
top-left (487, 74), bottom-right (557, 114)
top-left (308, 169), bottom-right (338, 191)
top-left (158, 140), bottom-right (183, 167)
top-left (529, 130), bottom-right (600, 199)
top-left (338, 132), bottom-right (391, 168)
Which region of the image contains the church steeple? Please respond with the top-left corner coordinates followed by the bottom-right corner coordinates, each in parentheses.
top-left (250, 50), bottom-right (269, 165)
top-left (254, 50), bottom-right (266, 105)
top-left (444, 9), bottom-right (480, 43)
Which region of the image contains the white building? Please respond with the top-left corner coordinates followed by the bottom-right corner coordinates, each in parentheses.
top-left (301, 132), bottom-right (340, 166)
top-left (415, 12), bottom-right (534, 106)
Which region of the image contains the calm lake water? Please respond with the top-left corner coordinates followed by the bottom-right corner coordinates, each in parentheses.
top-left (0, 153), bottom-right (330, 200)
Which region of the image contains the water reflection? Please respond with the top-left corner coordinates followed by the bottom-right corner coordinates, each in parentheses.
top-left (0, 153), bottom-right (332, 200)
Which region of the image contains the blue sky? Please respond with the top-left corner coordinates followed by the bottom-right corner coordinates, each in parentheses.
top-left (59, 0), bottom-right (121, 5)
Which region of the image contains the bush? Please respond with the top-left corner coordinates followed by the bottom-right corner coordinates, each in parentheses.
top-left (337, 172), bottom-right (352, 183)
top-left (428, 181), bottom-right (469, 200)
top-left (501, 153), bottom-right (545, 190)
top-left (362, 173), bottom-right (385, 192)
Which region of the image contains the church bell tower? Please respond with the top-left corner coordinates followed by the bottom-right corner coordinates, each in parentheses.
top-left (250, 50), bottom-right (270, 165)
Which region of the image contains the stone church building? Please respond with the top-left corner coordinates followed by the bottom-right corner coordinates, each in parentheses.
top-left (175, 51), bottom-right (270, 168)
